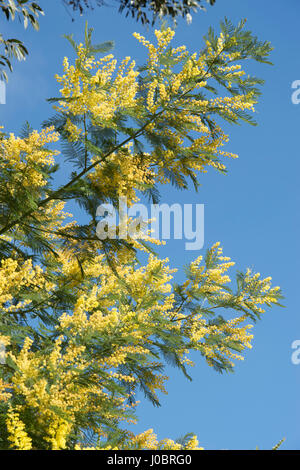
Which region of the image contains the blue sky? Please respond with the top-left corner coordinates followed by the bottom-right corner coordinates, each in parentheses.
top-left (1, 0), bottom-right (300, 450)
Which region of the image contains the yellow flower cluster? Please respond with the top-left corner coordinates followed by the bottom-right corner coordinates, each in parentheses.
top-left (0, 127), bottom-right (59, 190)
top-left (133, 28), bottom-right (175, 72)
top-left (6, 407), bottom-right (32, 450)
top-left (130, 27), bottom-right (257, 179)
top-left (0, 378), bottom-right (11, 403)
top-left (46, 416), bottom-right (73, 450)
top-left (173, 243), bottom-right (280, 367)
top-left (0, 258), bottom-right (54, 313)
top-left (3, 239), bottom-right (280, 448)
top-left (48, 26), bottom-right (262, 203)
top-left (75, 429), bottom-right (203, 450)
top-left (55, 45), bottom-right (139, 127)
top-left (88, 143), bottom-right (155, 204)
top-left (6, 335), bottom-right (132, 449)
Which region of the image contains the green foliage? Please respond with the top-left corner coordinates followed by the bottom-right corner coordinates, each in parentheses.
top-left (63, 0), bottom-right (216, 25)
top-left (0, 0), bottom-right (44, 81)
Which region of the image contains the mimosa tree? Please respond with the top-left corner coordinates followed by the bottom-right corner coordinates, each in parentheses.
top-left (0, 20), bottom-right (282, 450)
